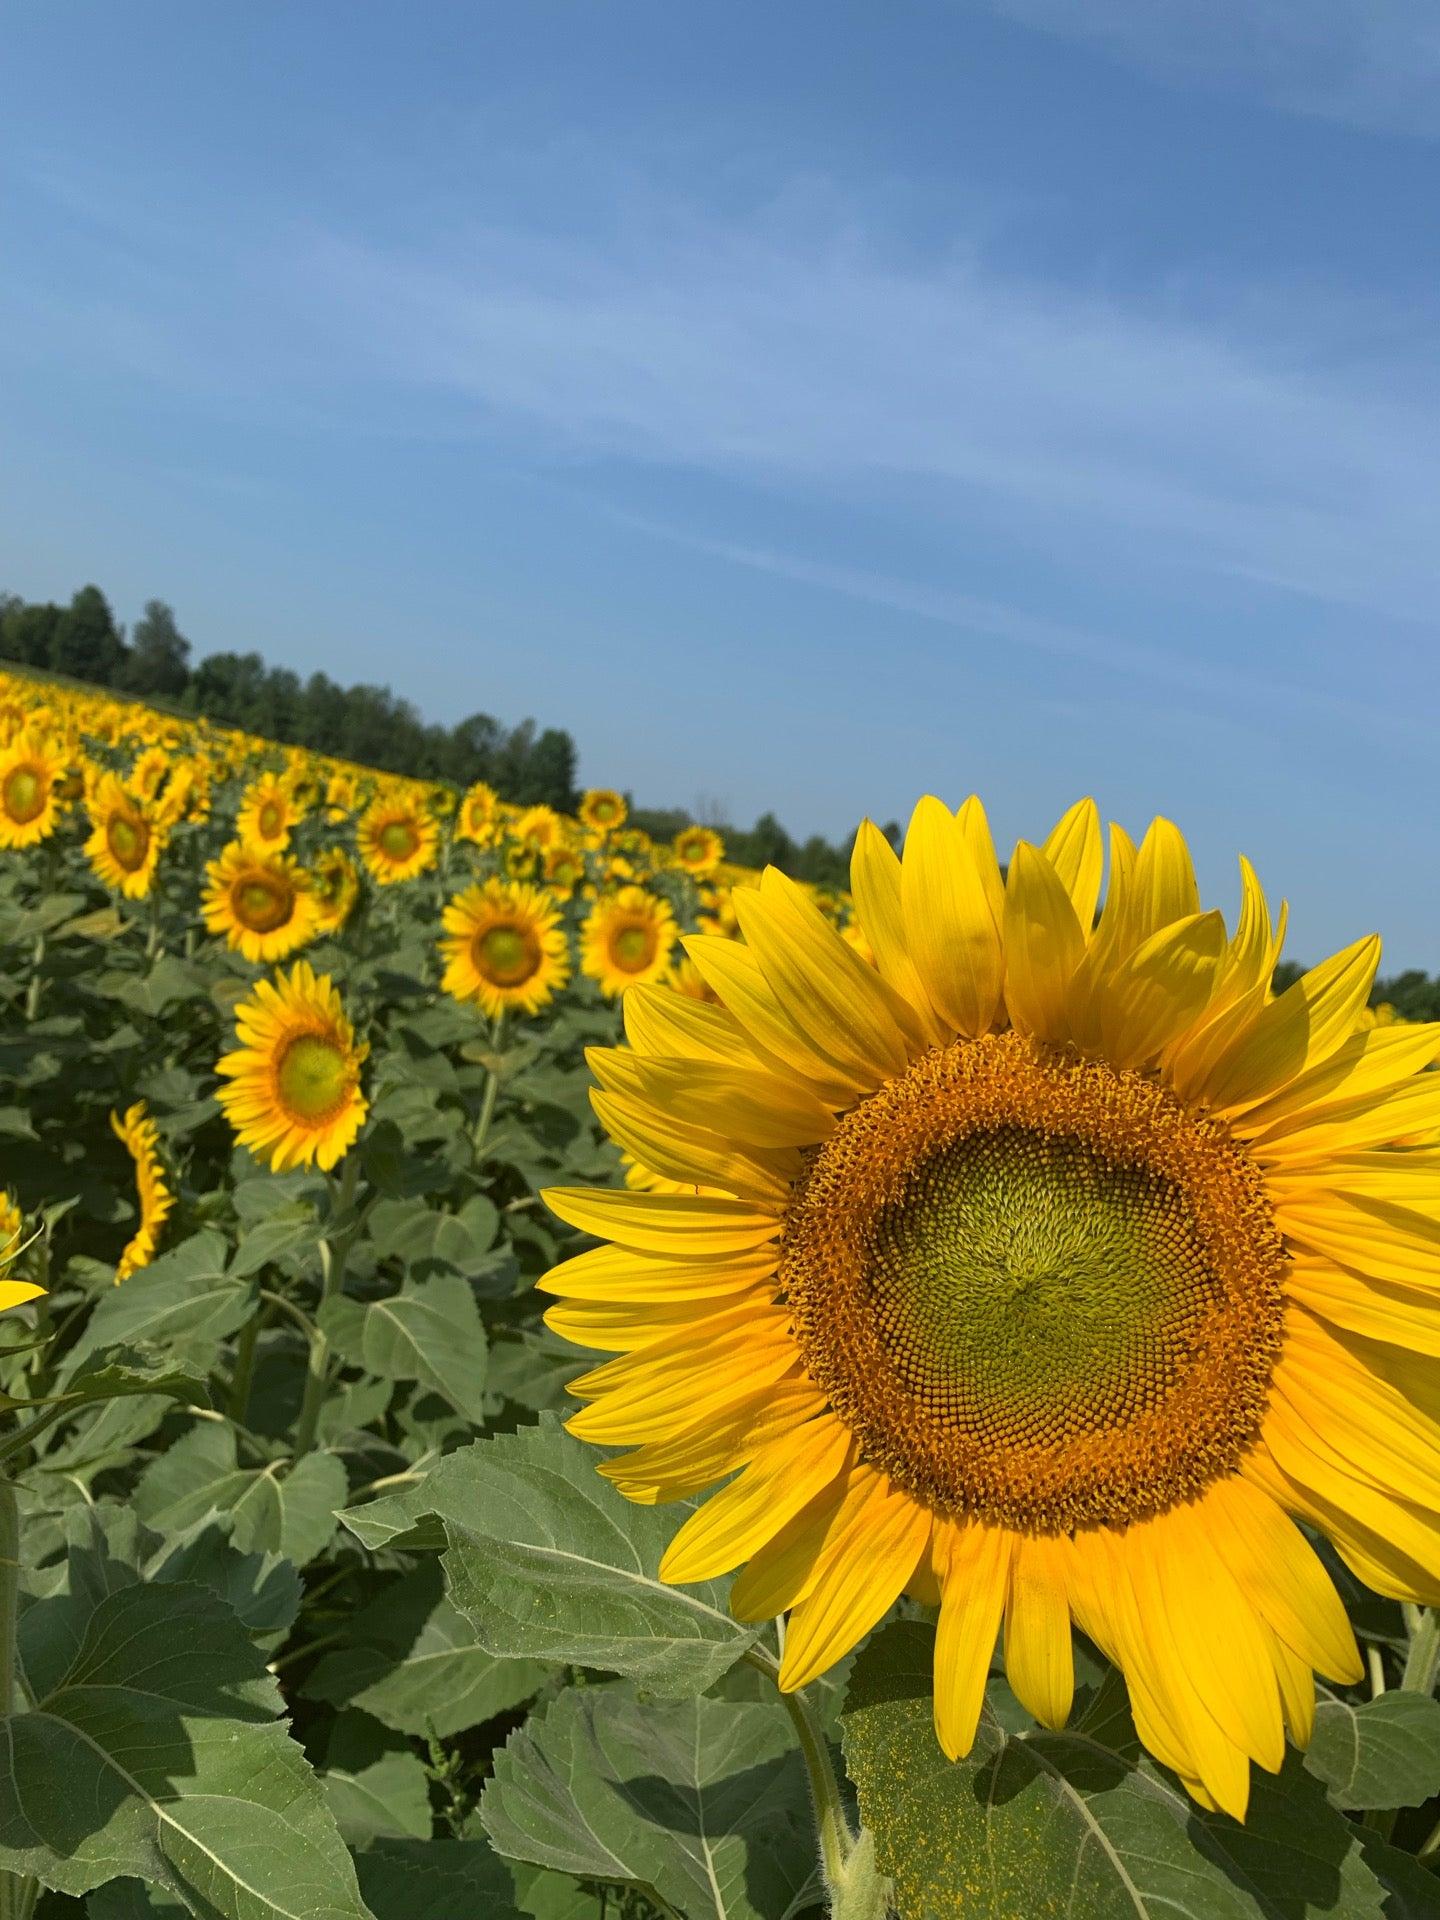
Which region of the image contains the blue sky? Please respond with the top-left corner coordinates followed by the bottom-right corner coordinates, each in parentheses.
top-left (2, 2), bottom-right (1439, 966)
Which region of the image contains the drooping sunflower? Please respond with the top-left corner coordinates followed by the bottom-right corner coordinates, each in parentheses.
top-left (84, 772), bottom-right (167, 899)
top-left (356, 793), bottom-right (440, 885)
top-left (672, 823), bottom-right (724, 878)
top-left (202, 841), bottom-right (321, 964)
top-left (111, 1102), bottom-right (175, 1283)
top-left (543, 795), bottom-right (1440, 1821)
top-left (309, 847), bottom-right (361, 934)
top-left (236, 771), bottom-right (300, 851)
top-left (579, 886), bottom-right (678, 999)
top-left (216, 959), bottom-right (369, 1172)
top-left (455, 780), bottom-right (500, 844)
top-left (0, 730), bottom-right (65, 849)
top-left (440, 878), bottom-right (570, 1020)
top-left (579, 788), bottom-right (628, 834)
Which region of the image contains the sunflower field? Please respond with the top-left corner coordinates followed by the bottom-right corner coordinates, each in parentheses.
top-left (1, 665), bottom-right (1440, 1920)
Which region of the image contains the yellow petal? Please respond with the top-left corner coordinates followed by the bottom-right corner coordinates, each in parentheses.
top-left (1287, 1259), bottom-right (1440, 1358)
top-left (590, 1088), bottom-right (798, 1206)
top-left (1239, 1024), bottom-right (1440, 1142)
top-left (659, 1417), bottom-right (852, 1584)
top-left (778, 1471), bottom-right (932, 1690)
top-left (1040, 797), bottom-right (1102, 933)
top-left (543, 1186), bottom-right (780, 1256)
top-left (623, 983), bottom-right (760, 1066)
top-left (1202, 1474), bottom-right (1360, 1683)
top-left (1131, 817), bottom-right (1200, 941)
top-left (1252, 1074), bottom-right (1440, 1163)
top-left (538, 1240), bottom-right (778, 1302)
top-left (1098, 911), bottom-right (1226, 1070)
top-left (0, 1281), bottom-right (43, 1313)
top-left (1003, 1533), bottom-right (1074, 1730)
top-left (592, 1050), bottom-right (836, 1149)
top-left (683, 936), bottom-right (866, 1105)
top-left (1276, 1190), bottom-right (1440, 1288)
top-left (955, 794), bottom-right (1006, 929)
top-left (1002, 842), bottom-right (1085, 1045)
top-left (849, 820), bottom-right (948, 1046)
top-left (729, 1467), bottom-right (860, 1621)
top-left (933, 1520), bottom-right (1013, 1760)
top-left (901, 796), bottom-right (1003, 1038)
top-left (598, 1377), bottom-right (830, 1503)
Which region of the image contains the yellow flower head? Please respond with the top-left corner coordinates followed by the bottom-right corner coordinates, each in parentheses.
top-left (129, 744), bottom-right (172, 802)
top-left (84, 772), bottom-right (167, 899)
top-left (357, 794), bottom-right (439, 885)
top-left (0, 731), bottom-right (65, 848)
top-left (440, 878), bottom-right (570, 1020)
top-left (672, 823), bottom-right (724, 878)
top-left (543, 842), bottom-right (586, 896)
top-left (236, 771), bottom-right (301, 851)
top-left (579, 886), bottom-right (677, 999)
top-left (216, 959), bottom-right (369, 1172)
top-left (309, 847), bottom-right (361, 934)
top-left (456, 780), bottom-right (500, 844)
top-left (543, 794), bottom-right (1440, 1823)
top-left (579, 789), bottom-right (628, 833)
top-left (516, 804), bottom-right (563, 851)
top-left (111, 1102), bottom-right (175, 1283)
top-left (202, 841), bottom-right (321, 964)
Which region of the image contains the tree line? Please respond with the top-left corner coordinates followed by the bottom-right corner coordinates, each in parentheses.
top-left (0, 583), bottom-right (864, 878)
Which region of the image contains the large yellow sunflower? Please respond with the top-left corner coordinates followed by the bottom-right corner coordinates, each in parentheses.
top-left (84, 773), bottom-right (167, 899)
top-left (440, 878), bottom-right (570, 1020)
top-left (216, 959), bottom-right (369, 1172)
top-left (111, 1102), bottom-right (175, 1283)
top-left (0, 731), bottom-right (65, 849)
top-left (579, 886), bottom-right (678, 999)
top-left (236, 771), bottom-right (300, 851)
top-left (543, 795), bottom-right (1440, 1821)
top-left (202, 841), bottom-right (321, 964)
top-left (357, 794), bottom-right (439, 885)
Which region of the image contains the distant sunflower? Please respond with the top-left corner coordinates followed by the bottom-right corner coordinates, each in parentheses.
top-left (544, 795), bottom-right (1440, 1821)
top-left (580, 886), bottom-right (677, 998)
top-left (111, 1101), bottom-right (174, 1283)
top-left (543, 843), bottom-right (586, 896)
top-left (236, 772), bottom-right (299, 851)
top-left (357, 794), bottom-right (439, 884)
top-left (202, 841), bottom-right (320, 963)
top-left (0, 731), bottom-right (65, 849)
top-left (84, 772), bottom-right (166, 899)
top-left (216, 959), bottom-right (369, 1172)
top-left (579, 789), bottom-right (628, 834)
top-left (310, 847), bottom-right (361, 934)
top-left (456, 781), bottom-right (500, 844)
top-left (129, 744), bottom-right (172, 801)
top-left (440, 878), bottom-right (569, 1020)
top-left (672, 824), bottom-right (724, 878)
top-left (516, 804), bottom-right (563, 851)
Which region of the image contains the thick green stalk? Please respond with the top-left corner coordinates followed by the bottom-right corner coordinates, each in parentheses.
top-left (1403, 1607), bottom-right (1440, 1697)
top-left (291, 1157), bottom-right (362, 1458)
top-left (472, 1011), bottom-right (506, 1162)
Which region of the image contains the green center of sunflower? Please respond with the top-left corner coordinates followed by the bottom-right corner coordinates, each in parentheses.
top-left (3, 768), bottom-right (44, 823)
top-left (612, 925), bottom-right (655, 971)
top-left (379, 820), bottom-right (418, 859)
top-left (235, 877), bottom-right (291, 931)
top-left (107, 813), bottom-right (147, 869)
top-left (781, 1031), bottom-right (1286, 1532)
top-left (476, 923), bottom-right (540, 986)
top-left (276, 1033), bottom-right (351, 1122)
top-left (259, 800), bottom-right (283, 837)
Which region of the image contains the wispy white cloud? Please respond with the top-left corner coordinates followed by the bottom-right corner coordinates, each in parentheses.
top-left (982, 0), bottom-right (1440, 137)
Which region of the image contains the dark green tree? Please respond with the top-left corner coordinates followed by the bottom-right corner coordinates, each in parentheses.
top-left (122, 600), bottom-right (191, 699)
top-left (0, 597), bottom-right (64, 668)
top-left (51, 584), bottom-right (128, 683)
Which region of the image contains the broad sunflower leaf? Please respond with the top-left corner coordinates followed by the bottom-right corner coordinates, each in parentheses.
top-left (302, 1560), bottom-right (548, 1738)
top-left (1305, 1687), bottom-right (1440, 1811)
top-left (481, 1684), bottom-right (816, 1920)
top-left (0, 1578), bottom-right (369, 1920)
top-left (338, 1419), bottom-right (762, 1691)
top-left (228, 1202), bottom-right (320, 1278)
top-left (134, 1421), bottom-right (346, 1567)
top-left (28, 1342), bottom-right (209, 1413)
top-left (321, 1749), bottom-right (433, 1848)
top-left (319, 1272), bottom-right (488, 1423)
top-left (60, 1232), bottom-right (254, 1377)
top-left (354, 1837), bottom-right (529, 1920)
top-left (841, 1622), bottom-right (1391, 1920)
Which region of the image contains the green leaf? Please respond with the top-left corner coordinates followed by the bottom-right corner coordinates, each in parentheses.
top-left (228, 1203), bottom-right (320, 1278)
top-left (1306, 1687), bottom-right (1440, 1811)
top-left (482, 1684), bottom-right (816, 1920)
top-left (320, 1274), bottom-right (488, 1423)
top-left (367, 1195), bottom-right (499, 1269)
top-left (302, 1561), bottom-right (548, 1738)
top-left (35, 1343), bottom-right (209, 1412)
top-left (841, 1621), bottom-right (1390, 1920)
top-left (0, 1578), bottom-right (369, 1920)
top-left (354, 1838), bottom-right (529, 1920)
top-left (134, 1422), bottom-right (347, 1567)
top-left (147, 1517), bottom-right (303, 1642)
top-left (62, 1233), bottom-right (254, 1376)
top-left (322, 1751), bottom-right (433, 1848)
top-left (339, 1418), bottom-right (761, 1692)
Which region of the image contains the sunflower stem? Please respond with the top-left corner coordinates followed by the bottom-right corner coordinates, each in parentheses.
top-left (291, 1157), bottom-right (362, 1459)
top-left (0, 1478), bottom-right (38, 1920)
top-left (22, 934), bottom-right (43, 1023)
top-left (472, 1011), bottom-right (506, 1162)
top-left (1402, 1607), bottom-right (1440, 1697)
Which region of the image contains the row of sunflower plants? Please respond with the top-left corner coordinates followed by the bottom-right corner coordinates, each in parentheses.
top-left (0, 668), bottom-right (1437, 1918)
